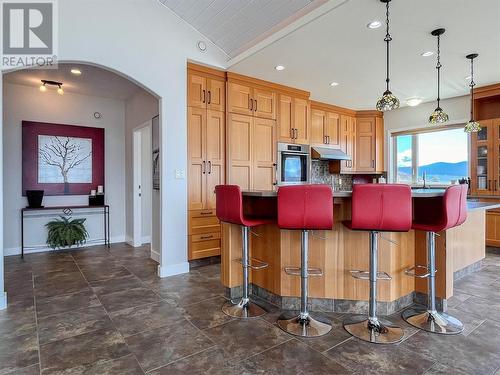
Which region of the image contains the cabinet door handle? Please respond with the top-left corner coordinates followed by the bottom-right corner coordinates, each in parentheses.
top-left (208, 161), bottom-right (212, 174)
top-left (249, 98), bottom-right (253, 111)
top-left (208, 90), bottom-right (211, 104)
top-left (202, 89), bottom-right (206, 103)
top-left (294, 129), bottom-right (298, 139)
top-left (200, 211), bottom-right (213, 215)
top-left (202, 161), bottom-right (206, 174)
top-left (327, 135), bottom-right (330, 144)
top-left (371, 160), bottom-right (375, 168)
top-left (200, 235), bottom-right (213, 240)
top-left (290, 128), bottom-right (294, 140)
top-left (324, 135), bottom-right (327, 144)
top-left (254, 99), bottom-right (257, 112)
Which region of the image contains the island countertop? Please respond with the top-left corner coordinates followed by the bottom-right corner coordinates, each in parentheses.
top-left (242, 189), bottom-right (500, 211)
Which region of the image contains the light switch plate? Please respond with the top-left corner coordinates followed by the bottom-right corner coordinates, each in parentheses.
top-left (175, 169), bottom-right (185, 179)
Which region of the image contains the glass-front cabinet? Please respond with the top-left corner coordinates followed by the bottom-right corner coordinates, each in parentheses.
top-left (471, 119), bottom-right (500, 195)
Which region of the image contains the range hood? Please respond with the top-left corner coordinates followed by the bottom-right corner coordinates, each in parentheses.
top-left (311, 147), bottom-right (351, 161)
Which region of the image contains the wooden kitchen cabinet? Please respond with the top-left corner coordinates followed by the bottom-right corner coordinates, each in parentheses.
top-left (227, 80), bottom-right (276, 119)
top-left (187, 108), bottom-right (225, 210)
top-left (311, 107), bottom-right (340, 147)
top-left (187, 69), bottom-right (226, 112)
top-left (227, 113), bottom-right (277, 191)
top-left (355, 117), bottom-right (376, 172)
top-left (187, 63), bottom-right (225, 260)
top-left (340, 114), bottom-right (356, 173)
top-left (486, 209), bottom-right (500, 247)
top-left (470, 119), bottom-right (496, 195)
top-left (277, 93), bottom-right (310, 144)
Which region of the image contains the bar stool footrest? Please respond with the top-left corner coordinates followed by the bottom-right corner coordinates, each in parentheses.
top-left (404, 265), bottom-right (431, 278)
top-left (284, 267), bottom-right (324, 277)
top-left (349, 270), bottom-right (392, 280)
top-left (236, 258), bottom-right (269, 270)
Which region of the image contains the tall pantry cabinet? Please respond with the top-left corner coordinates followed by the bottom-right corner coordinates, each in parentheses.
top-left (187, 64), bottom-right (225, 260)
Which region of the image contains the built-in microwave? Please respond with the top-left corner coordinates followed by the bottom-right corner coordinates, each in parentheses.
top-left (277, 143), bottom-right (311, 185)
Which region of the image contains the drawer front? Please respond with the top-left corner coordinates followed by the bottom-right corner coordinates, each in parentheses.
top-left (189, 234), bottom-right (221, 260)
top-left (189, 210), bottom-right (221, 235)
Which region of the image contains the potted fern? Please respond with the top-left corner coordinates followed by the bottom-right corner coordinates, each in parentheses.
top-left (46, 216), bottom-right (89, 249)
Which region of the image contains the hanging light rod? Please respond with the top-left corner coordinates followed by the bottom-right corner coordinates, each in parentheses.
top-left (429, 28), bottom-right (449, 124)
top-left (376, 0), bottom-right (399, 112)
top-left (465, 53), bottom-right (481, 133)
top-left (40, 79), bottom-right (64, 95)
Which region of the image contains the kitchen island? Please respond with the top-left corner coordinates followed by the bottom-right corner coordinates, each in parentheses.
top-left (221, 189), bottom-right (500, 313)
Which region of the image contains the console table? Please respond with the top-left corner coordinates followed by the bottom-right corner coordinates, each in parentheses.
top-left (21, 205), bottom-right (110, 258)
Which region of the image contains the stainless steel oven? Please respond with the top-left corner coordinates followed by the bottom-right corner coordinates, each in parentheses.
top-left (277, 143), bottom-right (311, 185)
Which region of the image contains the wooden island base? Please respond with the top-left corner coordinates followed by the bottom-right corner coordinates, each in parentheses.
top-left (221, 196), bottom-right (487, 314)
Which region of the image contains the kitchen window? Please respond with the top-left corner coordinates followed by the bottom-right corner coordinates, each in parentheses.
top-left (392, 126), bottom-right (469, 186)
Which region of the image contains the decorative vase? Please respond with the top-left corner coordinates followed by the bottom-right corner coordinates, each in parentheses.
top-left (26, 190), bottom-right (44, 208)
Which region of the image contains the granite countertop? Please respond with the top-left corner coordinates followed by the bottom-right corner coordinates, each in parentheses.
top-left (242, 189), bottom-right (500, 211)
top-left (242, 188), bottom-right (446, 198)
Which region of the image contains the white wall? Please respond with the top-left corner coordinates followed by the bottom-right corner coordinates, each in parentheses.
top-left (124, 90), bottom-right (159, 255)
top-left (0, 0), bottom-right (229, 296)
top-left (3, 83), bottom-right (127, 254)
top-left (383, 95), bottom-right (470, 178)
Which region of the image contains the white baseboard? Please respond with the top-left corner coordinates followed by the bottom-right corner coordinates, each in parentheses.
top-left (142, 235), bottom-right (151, 244)
top-left (4, 236), bottom-right (126, 256)
top-left (158, 261), bottom-right (189, 278)
top-left (0, 292), bottom-right (7, 310)
top-left (150, 249), bottom-right (160, 262)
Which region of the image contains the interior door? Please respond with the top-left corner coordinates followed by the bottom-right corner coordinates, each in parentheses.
top-left (205, 110), bottom-right (225, 209)
top-left (227, 82), bottom-right (253, 116)
top-left (187, 107), bottom-right (206, 210)
top-left (355, 118), bottom-right (376, 172)
top-left (311, 109), bottom-right (326, 145)
top-left (227, 114), bottom-right (253, 189)
top-left (253, 87), bottom-right (276, 119)
top-left (207, 78), bottom-right (225, 112)
top-left (187, 72), bottom-right (207, 109)
top-left (278, 94), bottom-right (293, 142)
top-left (293, 98), bottom-right (309, 145)
top-left (252, 117), bottom-right (276, 190)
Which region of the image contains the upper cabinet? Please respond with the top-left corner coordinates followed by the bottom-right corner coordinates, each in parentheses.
top-left (340, 114), bottom-right (356, 173)
top-left (354, 113), bottom-right (384, 174)
top-left (310, 103), bottom-right (341, 148)
top-left (187, 65), bottom-right (226, 112)
top-left (227, 75), bottom-right (277, 119)
top-left (278, 93), bottom-right (310, 144)
top-left (471, 119), bottom-right (499, 195)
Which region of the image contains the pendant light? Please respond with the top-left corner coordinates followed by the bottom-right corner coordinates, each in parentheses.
top-left (429, 28), bottom-right (449, 124)
top-left (376, 0), bottom-right (400, 111)
top-left (464, 53), bottom-right (481, 133)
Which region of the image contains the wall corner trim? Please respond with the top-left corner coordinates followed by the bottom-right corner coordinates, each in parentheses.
top-left (0, 292), bottom-right (7, 310)
top-left (158, 262), bottom-right (189, 278)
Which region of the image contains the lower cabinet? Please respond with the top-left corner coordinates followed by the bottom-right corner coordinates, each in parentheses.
top-left (188, 209), bottom-right (221, 260)
top-left (486, 209), bottom-right (500, 247)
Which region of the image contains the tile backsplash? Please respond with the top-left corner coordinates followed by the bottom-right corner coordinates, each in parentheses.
top-left (311, 161), bottom-right (353, 191)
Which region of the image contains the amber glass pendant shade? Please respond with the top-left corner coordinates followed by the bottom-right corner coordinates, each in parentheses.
top-left (376, 90), bottom-right (400, 111)
top-left (464, 121), bottom-right (481, 133)
top-left (429, 107), bottom-right (449, 124)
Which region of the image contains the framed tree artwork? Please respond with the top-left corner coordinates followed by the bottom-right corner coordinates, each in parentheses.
top-left (22, 121), bottom-right (104, 196)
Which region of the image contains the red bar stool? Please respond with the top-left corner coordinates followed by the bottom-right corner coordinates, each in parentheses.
top-left (402, 184), bottom-right (467, 334)
top-left (276, 185), bottom-right (333, 337)
top-left (215, 185), bottom-right (272, 318)
top-left (343, 184), bottom-right (412, 344)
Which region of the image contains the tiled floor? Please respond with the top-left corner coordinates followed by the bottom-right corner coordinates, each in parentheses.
top-left (2, 244), bottom-right (500, 374)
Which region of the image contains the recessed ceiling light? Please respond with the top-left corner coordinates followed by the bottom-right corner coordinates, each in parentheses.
top-left (70, 68), bottom-right (82, 75)
top-left (406, 97), bottom-right (423, 107)
top-left (329, 81), bottom-right (339, 87)
top-left (421, 51), bottom-right (434, 57)
top-left (367, 20), bottom-right (382, 29)
top-left (275, 65), bottom-right (285, 71)
top-left (197, 41), bottom-right (207, 52)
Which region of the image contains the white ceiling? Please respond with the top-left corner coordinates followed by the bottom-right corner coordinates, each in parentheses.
top-left (159, 0), bottom-right (328, 58)
top-left (228, 0), bottom-right (500, 110)
top-left (4, 63), bottom-right (143, 100)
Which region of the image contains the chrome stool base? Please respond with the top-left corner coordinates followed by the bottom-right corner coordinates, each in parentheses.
top-left (343, 315), bottom-right (404, 344)
top-left (277, 312), bottom-right (332, 337)
top-left (222, 299), bottom-right (266, 319)
top-left (402, 307), bottom-right (463, 335)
